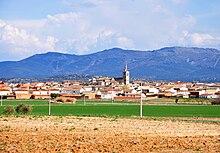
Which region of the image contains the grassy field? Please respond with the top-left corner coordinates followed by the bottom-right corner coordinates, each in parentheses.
top-left (0, 99), bottom-right (219, 117)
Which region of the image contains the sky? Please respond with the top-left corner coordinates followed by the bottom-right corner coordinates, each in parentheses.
top-left (0, 0), bottom-right (220, 61)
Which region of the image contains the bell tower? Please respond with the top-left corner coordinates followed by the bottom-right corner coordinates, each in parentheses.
top-left (123, 64), bottom-right (129, 85)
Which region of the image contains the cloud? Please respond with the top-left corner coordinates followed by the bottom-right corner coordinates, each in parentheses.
top-left (6, 19), bottom-right (46, 29)
top-left (61, 0), bottom-right (103, 8)
top-left (0, 19), bottom-right (57, 60)
top-left (179, 31), bottom-right (220, 48)
top-left (169, 0), bottom-right (187, 4)
top-left (191, 33), bottom-right (216, 45)
top-left (1, 0), bottom-right (220, 61)
top-left (0, 20), bottom-right (6, 27)
top-left (43, 11), bottom-right (134, 54)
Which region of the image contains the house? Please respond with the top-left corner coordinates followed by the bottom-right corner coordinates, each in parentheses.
top-left (48, 89), bottom-right (60, 95)
top-left (205, 89), bottom-right (217, 95)
top-left (13, 90), bottom-right (30, 99)
top-left (0, 82), bottom-right (10, 91)
top-left (31, 89), bottom-right (48, 95)
top-left (60, 94), bottom-right (83, 99)
top-left (145, 93), bottom-right (158, 99)
top-left (14, 90), bottom-right (29, 95)
top-left (16, 93), bottom-right (32, 99)
top-left (0, 89), bottom-right (11, 96)
top-left (166, 87), bottom-right (177, 93)
top-left (83, 86), bottom-right (93, 92)
top-left (36, 82), bottom-right (44, 89)
top-left (100, 91), bottom-right (114, 99)
top-left (189, 91), bottom-right (199, 98)
top-left (61, 86), bottom-right (84, 94)
top-left (148, 88), bottom-right (159, 94)
top-left (189, 90), bottom-right (206, 98)
top-left (81, 91), bottom-right (97, 99)
top-left (95, 77), bottom-right (115, 86)
top-left (123, 89), bottom-right (137, 95)
top-left (31, 95), bottom-right (50, 99)
top-left (20, 83), bottom-right (30, 90)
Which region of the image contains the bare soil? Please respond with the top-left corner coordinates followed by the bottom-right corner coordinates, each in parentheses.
top-left (0, 116), bottom-right (220, 153)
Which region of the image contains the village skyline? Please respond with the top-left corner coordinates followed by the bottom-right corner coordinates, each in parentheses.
top-left (1, 65), bottom-right (220, 101)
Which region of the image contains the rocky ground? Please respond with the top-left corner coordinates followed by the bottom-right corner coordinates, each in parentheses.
top-left (0, 116), bottom-right (220, 153)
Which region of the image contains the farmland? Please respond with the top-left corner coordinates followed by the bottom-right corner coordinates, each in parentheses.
top-left (0, 99), bottom-right (219, 118)
top-left (0, 99), bottom-right (220, 152)
top-left (0, 116), bottom-right (220, 152)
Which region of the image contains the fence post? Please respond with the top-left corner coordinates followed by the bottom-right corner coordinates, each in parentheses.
top-left (140, 83), bottom-right (143, 119)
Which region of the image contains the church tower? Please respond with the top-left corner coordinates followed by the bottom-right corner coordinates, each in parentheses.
top-left (123, 64), bottom-right (130, 85)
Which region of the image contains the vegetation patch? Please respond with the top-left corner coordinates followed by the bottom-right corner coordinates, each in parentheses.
top-left (16, 104), bottom-right (32, 114)
top-left (211, 98), bottom-right (220, 105)
top-left (3, 105), bottom-right (15, 115)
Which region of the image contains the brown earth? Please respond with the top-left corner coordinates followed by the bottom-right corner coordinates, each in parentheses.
top-left (0, 116), bottom-right (220, 153)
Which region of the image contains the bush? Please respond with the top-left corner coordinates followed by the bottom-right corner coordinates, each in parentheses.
top-left (16, 104), bottom-right (32, 114)
top-left (55, 97), bottom-right (76, 103)
top-left (3, 105), bottom-right (15, 115)
top-left (51, 93), bottom-right (60, 99)
top-left (211, 98), bottom-right (220, 105)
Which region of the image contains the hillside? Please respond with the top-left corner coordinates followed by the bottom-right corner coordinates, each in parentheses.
top-left (0, 47), bottom-right (219, 82)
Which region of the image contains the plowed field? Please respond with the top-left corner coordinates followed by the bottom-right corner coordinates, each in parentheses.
top-left (0, 116), bottom-right (220, 152)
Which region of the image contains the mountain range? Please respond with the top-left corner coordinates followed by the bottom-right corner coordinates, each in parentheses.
top-left (0, 47), bottom-right (219, 82)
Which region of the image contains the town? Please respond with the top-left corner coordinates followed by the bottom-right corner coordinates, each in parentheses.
top-left (0, 65), bottom-right (219, 102)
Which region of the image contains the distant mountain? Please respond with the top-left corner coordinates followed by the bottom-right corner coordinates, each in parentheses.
top-left (0, 47), bottom-right (219, 82)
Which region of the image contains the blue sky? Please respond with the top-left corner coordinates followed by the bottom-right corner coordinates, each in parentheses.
top-left (0, 0), bottom-right (220, 61)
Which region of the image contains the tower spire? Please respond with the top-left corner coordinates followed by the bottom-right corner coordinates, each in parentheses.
top-left (123, 64), bottom-right (129, 85)
top-left (125, 64), bottom-right (128, 71)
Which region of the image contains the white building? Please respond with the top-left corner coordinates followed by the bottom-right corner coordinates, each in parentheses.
top-left (123, 65), bottom-right (130, 85)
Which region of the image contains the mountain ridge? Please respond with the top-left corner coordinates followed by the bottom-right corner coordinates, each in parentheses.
top-left (0, 47), bottom-right (219, 82)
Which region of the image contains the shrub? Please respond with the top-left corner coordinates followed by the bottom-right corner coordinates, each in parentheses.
top-left (211, 98), bottom-right (220, 105)
top-left (3, 105), bottom-right (15, 115)
top-left (55, 97), bottom-right (76, 103)
top-left (16, 104), bottom-right (32, 114)
top-left (51, 93), bottom-right (60, 99)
